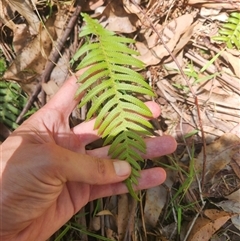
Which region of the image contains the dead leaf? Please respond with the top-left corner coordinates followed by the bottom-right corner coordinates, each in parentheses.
top-left (96, 210), bottom-right (113, 216)
top-left (225, 189), bottom-right (240, 202)
top-left (200, 7), bottom-right (221, 17)
top-left (117, 194), bottom-right (129, 240)
top-left (3, 17), bottom-right (56, 84)
top-left (217, 200), bottom-right (240, 231)
top-left (187, 209), bottom-right (231, 241)
top-left (7, 0), bottom-right (40, 35)
top-left (204, 209), bottom-right (231, 220)
top-left (200, 7), bottom-right (228, 22)
top-left (102, 195), bottom-right (119, 238)
top-left (123, 0), bottom-right (141, 15)
top-left (54, 7), bottom-right (70, 38)
top-left (162, 222), bottom-right (178, 240)
top-left (42, 79), bottom-right (59, 99)
top-left (144, 169), bottom-right (175, 227)
top-left (0, 0), bottom-right (16, 31)
top-left (91, 216), bottom-right (101, 231)
top-left (221, 50), bottom-right (240, 78)
top-left (194, 133), bottom-right (240, 183)
top-left (12, 24), bottom-right (32, 53)
top-left (230, 148), bottom-right (240, 179)
top-left (164, 20), bottom-right (202, 63)
top-left (188, 0), bottom-right (240, 10)
top-left (144, 186), bottom-right (166, 227)
top-left (100, 1), bottom-right (137, 33)
top-left (105, 227), bottom-right (118, 240)
top-left (217, 200), bottom-right (240, 214)
top-left (82, 0), bottom-right (105, 11)
top-left (136, 14), bottom-right (194, 66)
top-left (231, 215), bottom-right (240, 231)
top-left (49, 50), bottom-right (70, 87)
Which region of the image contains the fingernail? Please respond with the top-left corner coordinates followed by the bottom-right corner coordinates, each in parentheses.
top-left (113, 161), bottom-right (130, 176)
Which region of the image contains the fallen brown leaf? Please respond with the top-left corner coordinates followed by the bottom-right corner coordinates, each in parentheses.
top-left (194, 133), bottom-right (240, 183)
top-left (188, 0), bottom-right (240, 10)
top-left (144, 169), bottom-right (175, 227)
top-left (100, 0), bottom-right (137, 33)
top-left (3, 17), bottom-right (56, 84)
top-left (7, 0), bottom-right (40, 35)
top-left (217, 200), bottom-right (240, 231)
top-left (136, 13), bottom-right (194, 66)
top-left (187, 209), bottom-right (231, 241)
top-left (221, 50), bottom-right (240, 78)
top-left (81, 0), bottom-right (105, 11)
top-left (225, 189), bottom-right (240, 202)
top-left (117, 194), bottom-right (129, 240)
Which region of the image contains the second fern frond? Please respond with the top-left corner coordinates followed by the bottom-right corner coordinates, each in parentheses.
top-left (212, 12), bottom-right (240, 50)
top-left (71, 13), bottom-right (155, 199)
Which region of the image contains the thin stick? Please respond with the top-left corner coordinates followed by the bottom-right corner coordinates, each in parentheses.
top-left (131, 1), bottom-right (207, 189)
top-left (16, 83), bottom-right (41, 124)
top-left (40, 3), bottom-right (82, 104)
top-left (16, 3), bottom-right (82, 123)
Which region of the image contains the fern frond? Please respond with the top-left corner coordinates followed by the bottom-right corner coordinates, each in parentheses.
top-left (212, 12), bottom-right (240, 49)
top-left (0, 81), bottom-right (36, 130)
top-left (72, 13), bottom-right (156, 199)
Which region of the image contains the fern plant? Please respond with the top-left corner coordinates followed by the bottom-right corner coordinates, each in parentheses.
top-left (0, 57), bottom-right (6, 76)
top-left (0, 81), bottom-right (30, 130)
top-left (212, 12), bottom-right (240, 50)
top-left (71, 13), bottom-right (155, 199)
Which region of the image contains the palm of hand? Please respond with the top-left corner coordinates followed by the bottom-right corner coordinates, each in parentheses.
top-left (2, 110), bottom-right (92, 240)
top-left (1, 75), bottom-right (176, 241)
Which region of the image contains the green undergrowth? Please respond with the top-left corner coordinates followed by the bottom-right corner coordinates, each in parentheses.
top-left (0, 81), bottom-right (37, 130)
top-left (0, 55), bottom-right (37, 130)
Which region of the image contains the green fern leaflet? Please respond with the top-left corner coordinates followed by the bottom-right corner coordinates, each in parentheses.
top-left (212, 12), bottom-right (240, 50)
top-left (71, 13), bottom-right (155, 199)
top-left (0, 81), bottom-right (37, 130)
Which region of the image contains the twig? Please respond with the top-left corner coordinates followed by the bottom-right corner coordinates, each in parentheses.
top-left (40, 3), bottom-right (82, 104)
top-left (169, 191), bottom-right (177, 240)
top-left (179, 112), bottom-right (201, 211)
top-left (156, 80), bottom-right (190, 124)
top-left (16, 83), bottom-right (41, 124)
top-left (182, 203), bottom-right (205, 241)
top-left (185, 50), bottom-right (240, 93)
top-left (123, 196), bottom-right (137, 241)
top-left (131, 1), bottom-right (207, 189)
top-left (182, 162), bottom-right (206, 241)
top-left (16, 3), bottom-right (82, 123)
top-left (139, 191), bottom-right (147, 238)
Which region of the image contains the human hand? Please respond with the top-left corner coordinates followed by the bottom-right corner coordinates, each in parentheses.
top-left (0, 72), bottom-right (177, 241)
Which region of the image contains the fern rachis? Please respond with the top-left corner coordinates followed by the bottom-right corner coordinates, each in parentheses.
top-left (71, 13), bottom-right (155, 199)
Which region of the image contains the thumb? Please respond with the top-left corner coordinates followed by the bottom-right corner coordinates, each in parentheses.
top-left (47, 143), bottom-right (131, 185)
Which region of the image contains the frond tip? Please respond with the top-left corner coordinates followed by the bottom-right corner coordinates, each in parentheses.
top-left (72, 13), bottom-right (156, 199)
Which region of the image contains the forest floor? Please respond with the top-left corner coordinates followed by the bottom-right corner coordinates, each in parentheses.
top-left (0, 0), bottom-right (240, 240)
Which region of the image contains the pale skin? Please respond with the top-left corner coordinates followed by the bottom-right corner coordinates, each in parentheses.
top-left (0, 72), bottom-right (177, 241)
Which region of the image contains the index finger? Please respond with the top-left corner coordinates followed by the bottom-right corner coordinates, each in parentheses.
top-left (45, 70), bottom-right (84, 116)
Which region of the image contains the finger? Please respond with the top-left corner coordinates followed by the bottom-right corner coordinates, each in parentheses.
top-left (87, 135), bottom-right (177, 159)
top-left (72, 119), bottom-right (99, 147)
top-left (89, 167), bottom-right (166, 200)
top-left (72, 101), bottom-right (161, 146)
top-left (45, 143), bottom-right (131, 185)
top-left (144, 101), bottom-right (161, 118)
top-left (45, 70), bottom-right (84, 117)
top-left (143, 135), bottom-right (177, 159)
